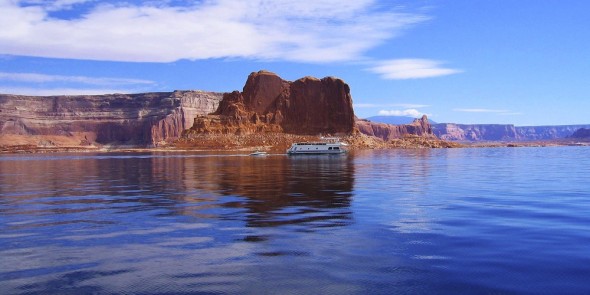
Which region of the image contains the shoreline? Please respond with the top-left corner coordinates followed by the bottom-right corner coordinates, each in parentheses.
top-left (2, 138), bottom-right (588, 154)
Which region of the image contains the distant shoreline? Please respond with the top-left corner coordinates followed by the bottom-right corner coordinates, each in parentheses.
top-left (2, 139), bottom-right (588, 154)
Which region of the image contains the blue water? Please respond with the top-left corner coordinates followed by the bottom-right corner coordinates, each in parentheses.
top-left (1, 147), bottom-right (589, 294)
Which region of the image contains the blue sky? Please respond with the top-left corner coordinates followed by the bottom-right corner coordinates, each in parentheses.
top-left (1, 0), bottom-right (589, 126)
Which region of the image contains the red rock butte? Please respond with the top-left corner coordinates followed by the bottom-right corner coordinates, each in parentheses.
top-left (187, 70), bottom-right (356, 136)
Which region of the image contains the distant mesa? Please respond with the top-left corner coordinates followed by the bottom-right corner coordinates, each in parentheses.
top-left (365, 115), bottom-right (437, 125)
top-left (571, 128), bottom-right (590, 139)
top-left (356, 115), bottom-right (436, 141)
top-left (433, 123), bottom-right (590, 141)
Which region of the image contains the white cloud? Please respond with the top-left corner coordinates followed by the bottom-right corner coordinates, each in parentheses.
top-left (0, 0), bottom-right (428, 63)
top-left (369, 59), bottom-right (461, 79)
top-left (0, 72), bottom-right (155, 86)
top-left (378, 108), bottom-right (427, 117)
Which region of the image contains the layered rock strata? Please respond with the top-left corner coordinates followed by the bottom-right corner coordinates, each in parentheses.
top-left (355, 115), bottom-right (436, 141)
top-left (433, 123), bottom-right (590, 141)
top-left (0, 91), bottom-right (223, 146)
top-left (185, 70), bottom-right (356, 136)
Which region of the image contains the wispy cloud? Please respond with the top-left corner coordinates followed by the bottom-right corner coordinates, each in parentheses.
top-left (0, 72), bottom-right (155, 86)
top-left (0, 1), bottom-right (428, 63)
top-left (378, 108), bottom-right (428, 117)
top-left (369, 59), bottom-right (461, 79)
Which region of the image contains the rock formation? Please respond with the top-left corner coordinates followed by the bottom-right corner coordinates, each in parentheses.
top-left (2, 70), bottom-right (444, 150)
top-left (433, 123), bottom-right (518, 141)
top-left (515, 125), bottom-right (590, 141)
top-left (355, 115), bottom-right (436, 141)
top-left (433, 123), bottom-right (590, 141)
top-left (0, 91), bottom-right (223, 146)
top-left (571, 128), bottom-right (590, 139)
top-left (185, 70), bottom-right (356, 136)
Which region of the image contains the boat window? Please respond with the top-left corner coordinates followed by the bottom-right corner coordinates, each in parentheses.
top-left (334, 147), bottom-right (339, 150)
top-left (328, 147), bottom-right (333, 150)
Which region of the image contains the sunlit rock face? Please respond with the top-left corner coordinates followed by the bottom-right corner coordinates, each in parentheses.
top-left (356, 115), bottom-right (436, 141)
top-left (432, 123), bottom-right (517, 141)
top-left (186, 70), bottom-right (356, 136)
top-left (0, 91), bottom-right (223, 146)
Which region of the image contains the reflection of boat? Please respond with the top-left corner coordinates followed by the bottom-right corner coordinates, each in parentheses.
top-left (286, 137), bottom-right (347, 155)
top-left (250, 150), bottom-right (268, 156)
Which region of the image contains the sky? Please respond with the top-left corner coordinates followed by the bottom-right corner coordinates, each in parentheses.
top-left (1, 0), bottom-right (589, 126)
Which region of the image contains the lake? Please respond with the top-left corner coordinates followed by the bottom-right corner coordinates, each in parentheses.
top-left (1, 147), bottom-right (589, 294)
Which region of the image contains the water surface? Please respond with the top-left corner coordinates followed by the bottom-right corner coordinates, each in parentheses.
top-left (1, 147), bottom-right (589, 294)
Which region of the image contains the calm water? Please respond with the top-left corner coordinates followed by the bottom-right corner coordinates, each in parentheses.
top-left (1, 147), bottom-right (590, 294)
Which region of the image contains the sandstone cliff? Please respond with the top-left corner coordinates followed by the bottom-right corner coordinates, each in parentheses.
top-left (0, 91), bottom-right (222, 146)
top-left (515, 125), bottom-right (590, 140)
top-left (433, 123), bottom-right (517, 141)
top-left (1, 70), bottom-right (443, 150)
top-left (433, 123), bottom-right (590, 141)
top-left (355, 115), bottom-right (436, 141)
top-left (571, 128), bottom-right (590, 139)
top-left (184, 70), bottom-right (356, 137)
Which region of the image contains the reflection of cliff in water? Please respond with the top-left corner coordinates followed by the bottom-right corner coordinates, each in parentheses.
top-left (1, 153), bottom-right (354, 229)
top-left (181, 154), bottom-right (355, 229)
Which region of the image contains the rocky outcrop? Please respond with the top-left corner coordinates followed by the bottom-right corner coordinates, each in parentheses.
top-left (185, 70), bottom-right (356, 136)
top-left (433, 123), bottom-right (590, 141)
top-left (0, 91), bottom-right (223, 146)
top-left (356, 115), bottom-right (436, 141)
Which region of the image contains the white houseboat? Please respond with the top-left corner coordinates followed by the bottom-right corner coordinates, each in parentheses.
top-left (286, 138), bottom-right (347, 155)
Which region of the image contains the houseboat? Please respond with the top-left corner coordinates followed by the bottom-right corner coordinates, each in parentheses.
top-left (286, 138), bottom-right (347, 155)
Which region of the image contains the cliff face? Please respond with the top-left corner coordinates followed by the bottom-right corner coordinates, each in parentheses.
top-left (0, 91), bottom-right (223, 146)
top-left (2, 70), bottom-right (440, 149)
top-left (186, 70), bottom-right (356, 136)
top-left (356, 115), bottom-right (436, 141)
top-left (433, 123), bottom-right (517, 141)
top-left (515, 125), bottom-right (590, 140)
top-left (571, 128), bottom-right (590, 139)
top-left (433, 123), bottom-right (590, 141)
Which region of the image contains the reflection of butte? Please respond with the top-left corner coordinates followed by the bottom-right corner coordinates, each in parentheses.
top-left (184, 155), bottom-right (356, 228)
top-left (178, 155), bottom-right (355, 227)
